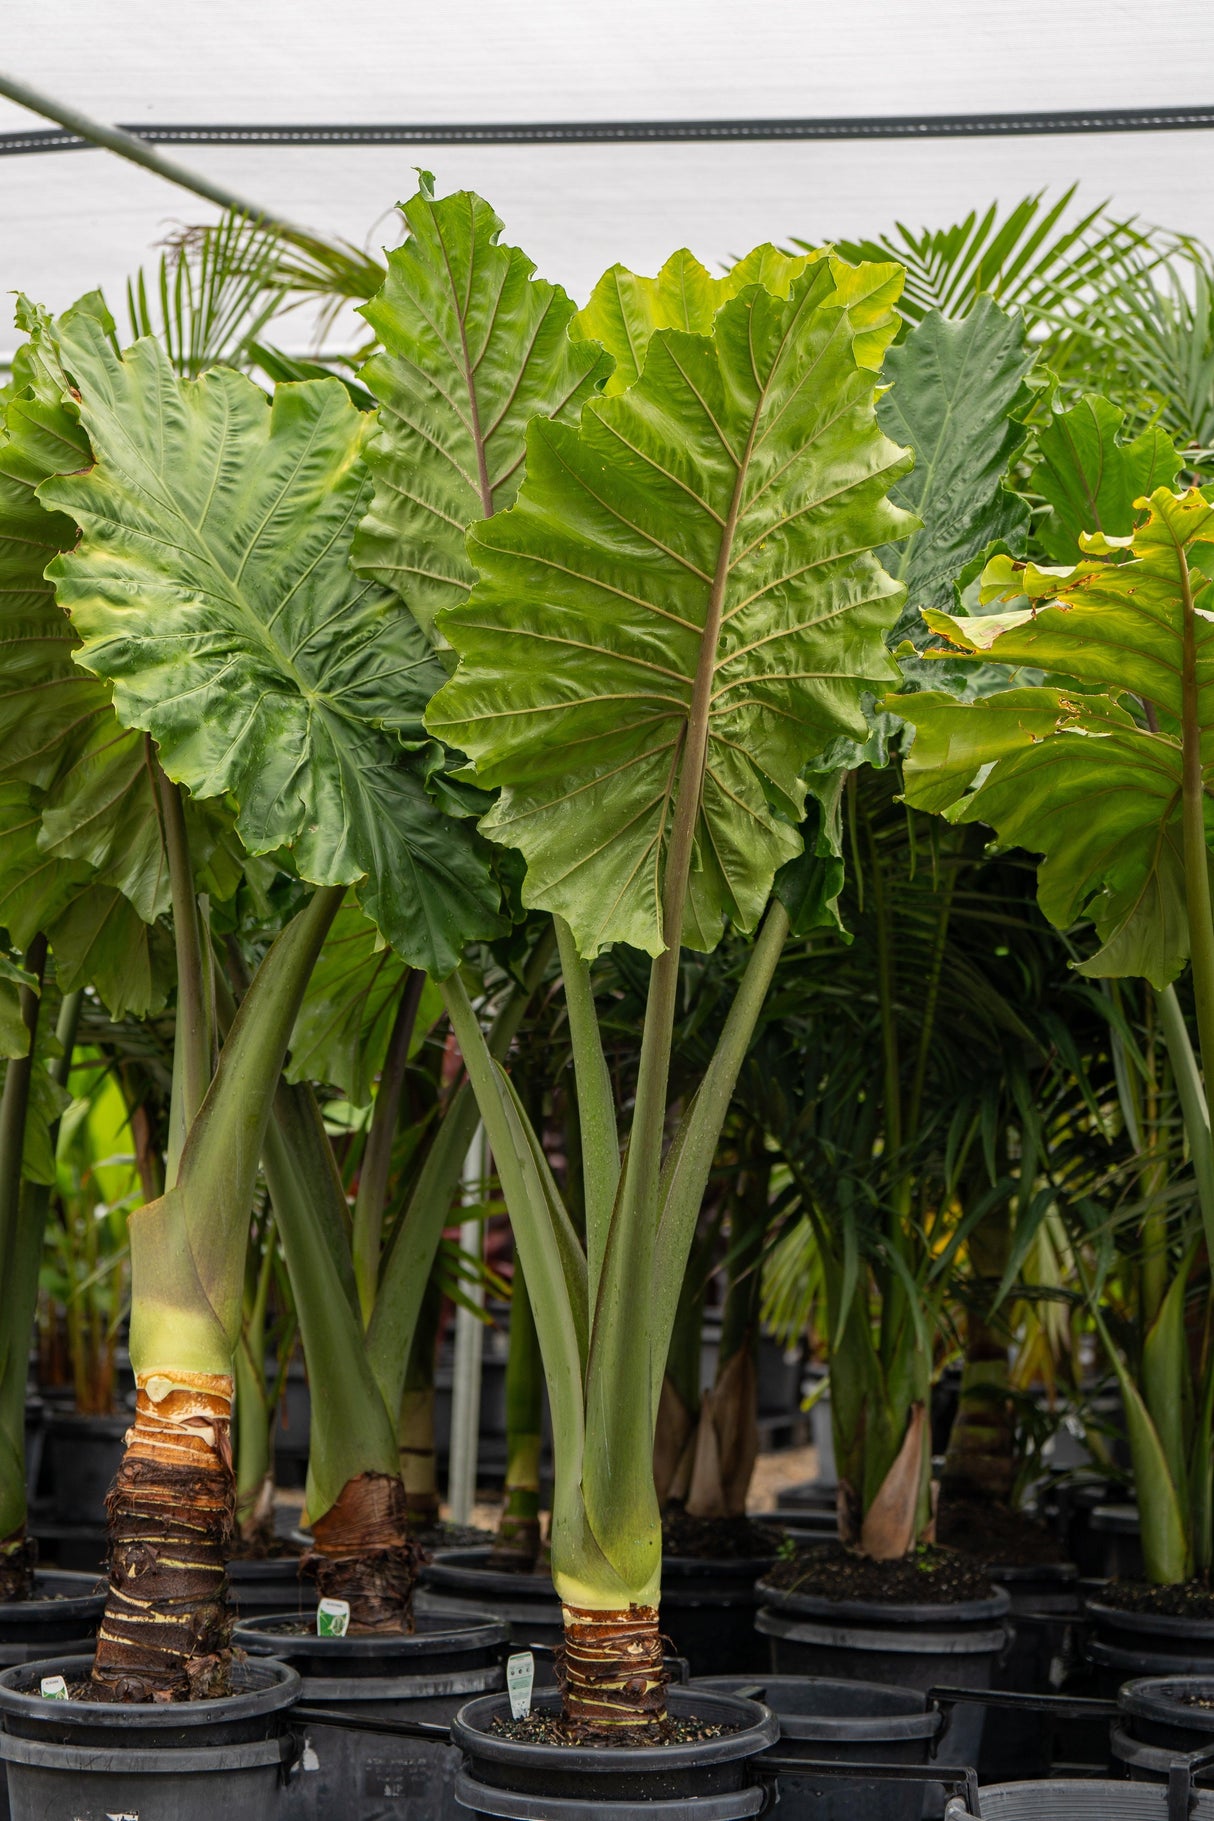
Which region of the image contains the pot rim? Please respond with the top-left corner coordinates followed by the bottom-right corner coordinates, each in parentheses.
top-left (451, 1685), bottom-right (778, 1770)
top-left (1119, 1673), bottom-right (1214, 1727)
top-left (0, 1570), bottom-right (105, 1626)
top-left (691, 1673), bottom-right (942, 1741)
top-left (233, 1607), bottom-right (508, 1656)
top-left (754, 1577), bottom-right (1010, 1626)
top-left (1087, 1597), bottom-right (1214, 1639)
top-left (0, 1652), bottom-right (300, 1727)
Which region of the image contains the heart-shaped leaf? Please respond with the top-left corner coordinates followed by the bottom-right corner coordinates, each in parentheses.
top-left (354, 178), bottom-right (611, 640)
top-left (41, 317), bottom-right (505, 977)
top-left (429, 257), bottom-right (915, 959)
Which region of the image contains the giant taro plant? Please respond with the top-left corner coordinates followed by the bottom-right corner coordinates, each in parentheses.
top-left (415, 246), bottom-right (918, 1726)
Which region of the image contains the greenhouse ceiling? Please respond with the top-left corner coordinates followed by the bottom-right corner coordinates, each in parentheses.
top-left (1, 0), bottom-right (1212, 357)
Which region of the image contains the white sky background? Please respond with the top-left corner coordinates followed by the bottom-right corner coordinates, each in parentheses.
top-left (0, 0), bottom-right (1211, 354)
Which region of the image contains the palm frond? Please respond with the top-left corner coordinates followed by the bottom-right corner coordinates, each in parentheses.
top-left (809, 187), bottom-right (1162, 327)
top-left (126, 211), bottom-right (295, 376)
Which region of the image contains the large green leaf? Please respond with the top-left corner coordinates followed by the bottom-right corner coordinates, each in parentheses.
top-left (573, 246), bottom-right (812, 396)
top-left (0, 956), bottom-right (36, 1060)
top-left (40, 317), bottom-right (505, 978)
top-left (353, 178), bottom-right (611, 640)
top-left (1030, 393), bottom-right (1181, 562)
top-left (287, 895), bottom-right (443, 1104)
top-left (877, 297), bottom-right (1034, 633)
top-left (897, 489), bottom-right (1214, 989)
top-left (429, 257), bottom-right (916, 959)
top-left (0, 783), bottom-right (171, 1018)
top-left (0, 300), bottom-right (178, 926)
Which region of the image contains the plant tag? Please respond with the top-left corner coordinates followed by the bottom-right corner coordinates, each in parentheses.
top-left (40, 1674), bottom-right (68, 1700)
top-left (316, 1597), bottom-right (350, 1638)
top-left (506, 1651), bottom-right (534, 1719)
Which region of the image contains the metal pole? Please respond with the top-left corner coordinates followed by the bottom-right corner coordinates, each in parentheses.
top-left (447, 1125), bottom-right (487, 1525)
top-left (0, 68), bottom-right (313, 239)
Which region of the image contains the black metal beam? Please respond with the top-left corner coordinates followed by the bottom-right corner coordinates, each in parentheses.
top-left (1, 102), bottom-right (1212, 157)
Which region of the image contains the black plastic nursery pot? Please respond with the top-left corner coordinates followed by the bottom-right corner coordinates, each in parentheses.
top-left (1086, 1597), bottom-right (1214, 1694)
top-left (749, 1506), bottom-right (838, 1543)
top-left (450, 1684), bottom-right (778, 1820)
top-left (235, 1605), bottom-right (508, 1821)
top-left (42, 1409), bottom-right (129, 1525)
top-left (694, 1673), bottom-right (942, 1821)
top-left (227, 1554), bottom-right (318, 1618)
top-left (0, 1652), bottom-right (300, 1821)
top-left (979, 1562), bottom-right (1079, 1782)
top-left (0, 1572), bottom-right (104, 1669)
top-left (755, 1576), bottom-right (1010, 1773)
top-left (422, 1545), bottom-right (775, 1677)
top-left (421, 1549), bottom-right (564, 1654)
top-left (945, 1780), bottom-right (1214, 1818)
top-left (1111, 1673), bottom-right (1214, 1786)
top-left (27, 1523), bottom-right (108, 1577)
top-left (1087, 1504), bottom-right (1145, 1581)
top-left (660, 1553), bottom-right (775, 1675)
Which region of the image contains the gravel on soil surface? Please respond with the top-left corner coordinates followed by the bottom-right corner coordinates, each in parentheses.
top-left (489, 1711), bottom-right (735, 1748)
top-left (1099, 1580), bottom-right (1214, 1620)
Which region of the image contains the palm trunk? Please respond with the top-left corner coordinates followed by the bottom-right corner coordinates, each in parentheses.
top-left (942, 1200), bottom-right (1015, 1505)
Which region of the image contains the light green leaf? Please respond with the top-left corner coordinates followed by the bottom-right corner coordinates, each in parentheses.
top-left (773, 772), bottom-right (847, 938)
top-left (430, 257), bottom-right (916, 959)
top-left (287, 895), bottom-right (443, 1104)
top-left (0, 782), bottom-right (171, 1018)
top-left (41, 317), bottom-right (505, 977)
top-left (354, 179), bottom-right (611, 639)
top-left (877, 298), bottom-right (1034, 635)
top-left (0, 296), bottom-right (242, 952)
top-left (1031, 393), bottom-right (1182, 562)
top-left (896, 490), bottom-right (1214, 989)
top-left (573, 245), bottom-right (812, 396)
top-left (0, 956), bottom-right (36, 1060)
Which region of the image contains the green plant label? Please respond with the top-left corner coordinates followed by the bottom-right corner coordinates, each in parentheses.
top-left (506, 1651), bottom-right (534, 1719)
top-left (316, 1597), bottom-right (351, 1638)
top-left (39, 1675), bottom-right (68, 1700)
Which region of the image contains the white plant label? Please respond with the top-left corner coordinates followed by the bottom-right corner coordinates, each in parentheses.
top-left (39, 1675), bottom-right (68, 1700)
top-left (316, 1597), bottom-right (351, 1638)
top-left (506, 1651), bottom-right (534, 1720)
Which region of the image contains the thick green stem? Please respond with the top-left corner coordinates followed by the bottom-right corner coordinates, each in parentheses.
top-left (1156, 983), bottom-right (1214, 1261)
top-left (651, 900), bottom-right (790, 1412)
top-left (129, 883), bottom-right (345, 1378)
top-left (263, 1080), bottom-right (399, 1522)
top-left (554, 916), bottom-right (618, 1311)
top-left (490, 1261), bottom-right (545, 1569)
top-left (234, 1233), bottom-right (276, 1548)
top-left (366, 926), bottom-right (557, 1416)
top-left (352, 969), bottom-right (425, 1326)
top-left (157, 763), bottom-right (212, 1185)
